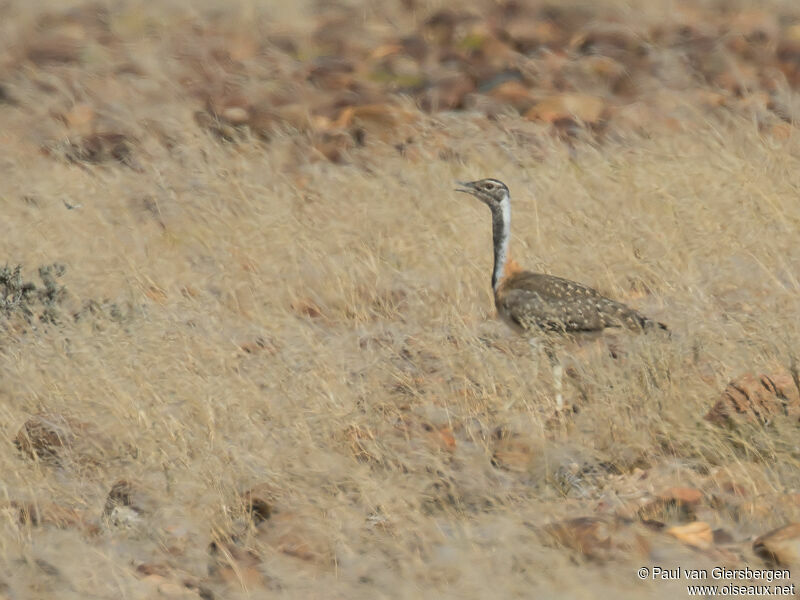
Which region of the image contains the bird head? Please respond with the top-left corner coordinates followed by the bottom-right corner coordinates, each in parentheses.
top-left (454, 178), bottom-right (510, 209)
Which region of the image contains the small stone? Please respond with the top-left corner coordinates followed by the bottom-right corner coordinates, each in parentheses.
top-left (659, 487), bottom-right (703, 506)
top-left (310, 131), bottom-right (353, 163)
top-left (221, 106), bottom-right (250, 125)
top-left (15, 415), bottom-right (73, 461)
top-left (157, 581), bottom-right (200, 599)
top-left (713, 528), bottom-right (736, 544)
top-left (667, 522), bottom-right (713, 550)
top-left (486, 80), bottom-right (536, 112)
top-left (61, 103), bottom-right (96, 132)
top-left (754, 523), bottom-right (800, 566)
top-left (208, 540), bottom-right (265, 587)
top-left (705, 371), bottom-right (800, 427)
top-left (103, 479), bottom-right (159, 525)
top-left (542, 517), bottom-right (613, 560)
top-left (525, 94), bottom-right (606, 125)
top-left (419, 75), bottom-right (475, 112)
top-left (255, 510), bottom-right (332, 564)
top-left (26, 35), bottom-right (83, 65)
top-left (242, 485), bottom-right (273, 525)
top-left (14, 413), bottom-right (129, 467)
top-left (333, 103), bottom-right (418, 143)
top-left (58, 132), bottom-right (139, 168)
top-left (106, 505), bottom-right (143, 528)
top-left (639, 487), bottom-right (703, 523)
top-left (490, 427), bottom-right (536, 472)
top-left (136, 563), bottom-right (172, 578)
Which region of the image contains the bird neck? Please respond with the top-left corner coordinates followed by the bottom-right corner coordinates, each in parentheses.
top-left (491, 195), bottom-right (512, 292)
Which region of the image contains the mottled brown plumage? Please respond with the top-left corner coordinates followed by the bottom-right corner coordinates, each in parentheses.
top-left (496, 271), bottom-right (665, 335)
top-left (455, 177), bottom-right (667, 407)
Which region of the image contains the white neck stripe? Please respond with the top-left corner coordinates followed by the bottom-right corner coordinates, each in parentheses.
top-left (492, 194), bottom-right (511, 291)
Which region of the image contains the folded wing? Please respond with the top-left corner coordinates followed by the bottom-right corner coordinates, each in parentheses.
top-left (496, 271), bottom-right (666, 333)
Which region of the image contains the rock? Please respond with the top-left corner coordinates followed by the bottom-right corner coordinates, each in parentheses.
top-left (156, 581), bottom-right (200, 599)
top-left (15, 415), bottom-right (75, 461)
top-left (310, 130), bottom-right (353, 163)
top-left (667, 521), bottom-right (713, 550)
top-left (705, 371), bottom-right (800, 428)
top-left (194, 110), bottom-right (241, 142)
top-left (220, 106), bottom-right (249, 125)
top-left (25, 34), bottom-right (84, 65)
top-left (541, 516), bottom-right (614, 560)
top-left (638, 487), bottom-right (702, 524)
top-left (255, 510), bottom-right (333, 564)
top-left (486, 80), bottom-right (536, 113)
top-left (660, 487), bottom-right (703, 506)
top-left (728, 10), bottom-right (779, 44)
top-left (104, 479), bottom-right (154, 514)
top-left (307, 56), bottom-right (355, 90)
top-left (766, 123), bottom-right (793, 140)
top-left (732, 499), bottom-right (773, 522)
top-left (103, 479), bottom-right (159, 527)
top-left (137, 563), bottom-right (172, 578)
top-left (15, 413), bottom-right (130, 467)
top-left (778, 27), bottom-right (800, 86)
top-left (569, 23), bottom-right (647, 61)
top-left (502, 17), bottom-right (563, 53)
top-left (58, 103), bottom-right (96, 133)
top-left (692, 89), bottom-right (727, 109)
top-left (136, 564), bottom-right (206, 599)
top-left (431, 424), bottom-right (456, 452)
top-left (208, 539), bottom-right (265, 588)
top-left (576, 55), bottom-right (628, 82)
top-left (241, 484), bottom-right (273, 525)
top-left (719, 481), bottom-right (749, 497)
top-left (461, 93), bottom-right (512, 119)
top-left (753, 523), bottom-right (800, 566)
top-left (107, 505), bottom-right (143, 528)
top-left (273, 103), bottom-right (317, 132)
top-left (333, 103), bottom-right (418, 143)
top-left (713, 528), bottom-right (736, 544)
top-left (393, 416), bottom-right (457, 453)
top-left (490, 428), bottom-right (535, 473)
top-left (609, 103), bottom-right (660, 133)
top-left (524, 94), bottom-right (606, 125)
top-left (136, 563), bottom-right (210, 598)
top-left (195, 98), bottom-right (306, 142)
top-left (419, 75), bottom-right (475, 112)
top-left (53, 132), bottom-right (139, 169)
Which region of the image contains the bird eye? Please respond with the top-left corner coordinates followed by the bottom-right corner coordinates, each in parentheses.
top-left (484, 183), bottom-right (495, 190)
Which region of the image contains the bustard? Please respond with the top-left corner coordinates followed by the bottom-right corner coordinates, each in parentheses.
top-left (456, 178), bottom-right (667, 409)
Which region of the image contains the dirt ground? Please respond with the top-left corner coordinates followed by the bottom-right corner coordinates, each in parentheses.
top-left (2, 0), bottom-right (800, 598)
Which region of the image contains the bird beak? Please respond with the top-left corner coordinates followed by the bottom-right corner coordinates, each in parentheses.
top-left (454, 180), bottom-right (475, 194)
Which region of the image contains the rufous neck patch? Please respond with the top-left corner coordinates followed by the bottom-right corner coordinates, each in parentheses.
top-left (502, 257), bottom-right (523, 280)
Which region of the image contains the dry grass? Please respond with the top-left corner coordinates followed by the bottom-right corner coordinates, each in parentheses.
top-left (2, 0), bottom-right (800, 598)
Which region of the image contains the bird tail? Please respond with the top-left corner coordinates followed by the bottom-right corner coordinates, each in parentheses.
top-left (643, 317), bottom-right (669, 332)
top-left (639, 315), bottom-right (670, 338)
top-left (598, 299), bottom-right (669, 335)
top-left (616, 306), bottom-right (669, 334)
